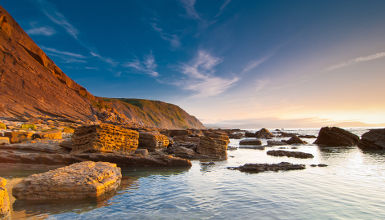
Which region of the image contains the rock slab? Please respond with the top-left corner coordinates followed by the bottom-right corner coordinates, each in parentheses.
top-left (196, 131), bottom-right (230, 160)
top-left (229, 162), bottom-right (306, 173)
top-left (314, 127), bottom-right (359, 147)
top-left (267, 150), bottom-right (314, 159)
top-left (139, 132), bottom-right (170, 151)
top-left (358, 128), bottom-right (385, 150)
top-left (12, 161), bottom-right (122, 201)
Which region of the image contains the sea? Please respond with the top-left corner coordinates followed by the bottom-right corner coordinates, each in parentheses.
top-left (1, 128), bottom-right (385, 220)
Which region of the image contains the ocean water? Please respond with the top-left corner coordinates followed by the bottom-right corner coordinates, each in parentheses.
top-left (1, 128), bottom-right (385, 220)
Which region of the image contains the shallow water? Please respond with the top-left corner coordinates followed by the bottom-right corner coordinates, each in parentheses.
top-left (1, 128), bottom-right (385, 220)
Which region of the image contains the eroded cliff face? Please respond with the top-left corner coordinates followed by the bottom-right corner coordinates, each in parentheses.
top-left (0, 6), bottom-right (204, 129)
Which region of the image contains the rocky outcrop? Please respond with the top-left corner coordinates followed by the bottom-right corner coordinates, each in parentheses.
top-left (229, 162), bottom-right (306, 173)
top-left (4, 131), bottom-right (33, 143)
top-left (245, 132), bottom-right (255, 137)
top-left (266, 150), bottom-right (314, 159)
top-left (229, 132), bottom-right (244, 139)
top-left (0, 137), bottom-right (9, 145)
top-left (239, 139), bottom-right (262, 145)
top-left (358, 129), bottom-right (385, 150)
top-left (38, 130), bottom-right (63, 140)
top-left (283, 136), bottom-right (307, 145)
top-left (196, 131), bottom-right (229, 160)
top-left (314, 127), bottom-right (359, 147)
top-left (0, 178), bottom-right (10, 218)
top-left (71, 124), bottom-right (139, 154)
top-left (139, 132), bottom-right (170, 151)
top-left (255, 128), bottom-right (274, 139)
top-left (13, 161), bottom-right (122, 201)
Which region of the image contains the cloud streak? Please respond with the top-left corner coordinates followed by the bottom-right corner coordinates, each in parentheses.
top-left (178, 50), bottom-right (239, 97)
top-left (26, 26), bottom-right (56, 36)
top-left (151, 22), bottom-right (181, 48)
top-left (41, 46), bottom-right (87, 63)
top-left (180, 0), bottom-right (201, 20)
top-left (326, 51), bottom-right (385, 71)
top-left (123, 53), bottom-right (159, 77)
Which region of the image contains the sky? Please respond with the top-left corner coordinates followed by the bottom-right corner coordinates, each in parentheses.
top-left (2, 0), bottom-right (385, 128)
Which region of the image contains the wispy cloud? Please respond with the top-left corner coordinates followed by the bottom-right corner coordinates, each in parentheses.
top-left (41, 46), bottom-right (87, 63)
top-left (177, 50), bottom-right (239, 97)
top-left (326, 51), bottom-right (385, 71)
top-left (90, 52), bottom-right (118, 67)
top-left (150, 22), bottom-right (181, 48)
top-left (215, 0), bottom-right (231, 17)
top-left (242, 54), bottom-right (272, 74)
top-left (123, 53), bottom-right (159, 77)
top-left (180, 0), bottom-right (201, 20)
top-left (26, 26), bottom-right (56, 36)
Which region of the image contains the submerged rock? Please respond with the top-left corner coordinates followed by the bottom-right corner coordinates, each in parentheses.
top-left (239, 139), bottom-right (262, 145)
top-left (71, 124), bottom-right (139, 154)
top-left (229, 162), bottom-right (306, 173)
top-left (245, 132), bottom-right (256, 137)
top-left (139, 132), bottom-right (170, 151)
top-left (266, 150), bottom-right (314, 159)
top-left (283, 136), bottom-right (307, 145)
top-left (314, 127), bottom-right (359, 147)
top-left (267, 140), bottom-right (286, 146)
top-left (298, 135), bottom-right (317, 138)
top-left (255, 128), bottom-right (274, 139)
top-left (12, 161), bottom-right (122, 201)
top-left (0, 178), bottom-right (10, 218)
top-left (310, 164), bottom-right (328, 167)
top-left (358, 129), bottom-right (385, 150)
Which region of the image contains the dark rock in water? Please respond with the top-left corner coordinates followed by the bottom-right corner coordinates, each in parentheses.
top-left (310, 164), bottom-right (317, 167)
top-left (239, 139), bottom-right (262, 145)
top-left (239, 145), bottom-right (265, 150)
top-left (229, 162), bottom-right (305, 173)
top-left (229, 132), bottom-right (244, 139)
top-left (245, 132), bottom-right (255, 137)
top-left (266, 150), bottom-right (314, 159)
top-left (358, 129), bottom-right (385, 150)
top-left (227, 145), bottom-right (238, 150)
top-left (314, 127), bottom-right (359, 147)
top-left (267, 140), bottom-right (286, 146)
top-left (283, 136), bottom-right (307, 145)
top-left (298, 135), bottom-right (317, 138)
top-left (279, 147), bottom-right (288, 149)
top-left (139, 132), bottom-right (170, 152)
top-left (201, 162), bottom-right (215, 166)
top-left (196, 131), bottom-right (229, 160)
top-left (255, 128), bottom-right (274, 139)
top-left (291, 146), bottom-right (298, 149)
top-left (310, 164), bottom-right (328, 167)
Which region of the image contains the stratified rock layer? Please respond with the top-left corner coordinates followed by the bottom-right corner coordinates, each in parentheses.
top-left (0, 178), bottom-right (10, 218)
top-left (139, 132), bottom-right (170, 151)
top-left (239, 139), bottom-right (262, 145)
top-left (314, 127), bottom-right (359, 147)
top-left (71, 124), bottom-right (139, 153)
top-left (196, 131), bottom-right (230, 160)
top-left (358, 128), bottom-right (385, 150)
top-left (12, 161), bottom-right (122, 201)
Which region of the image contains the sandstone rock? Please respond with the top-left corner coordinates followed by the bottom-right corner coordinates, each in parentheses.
top-left (71, 124), bottom-right (139, 154)
top-left (245, 132), bottom-right (255, 137)
top-left (266, 150), bottom-right (314, 159)
top-left (4, 131), bottom-right (33, 143)
top-left (229, 162), bottom-right (306, 173)
top-left (229, 132), bottom-right (244, 139)
top-left (267, 140), bottom-right (286, 146)
top-left (135, 149), bottom-right (149, 156)
top-left (40, 130), bottom-right (63, 140)
top-left (358, 129), bottom-right (385, 150)
top-left (283, 136), bottom-right (307, 145)
top-left (314, 127), bottom-right (359, 147)
top-left (255, 128), bottom-right (274, 139)
top-left (239, 139), bottom-right (262, 145)
top-left (0, 137), bottom-right (10, 145)
top-left (0, 178), bottom-right (10, 218)
top-left (12, 161), bottom-right (122, 201)
top-left (167, 145), bottom-right (197, 159)
top-left (196, 131), bottom-right (229, 160)
top-left (139, 132), bottom-right (169, 151)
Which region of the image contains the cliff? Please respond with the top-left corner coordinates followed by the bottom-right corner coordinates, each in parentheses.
top-left (0, 6), bottom-right (204, 129)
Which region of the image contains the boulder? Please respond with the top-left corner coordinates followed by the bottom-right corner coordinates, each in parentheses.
top-left (196, 131), bottom-right (229, 160)
top-left (139, 132), bottom-right (170, 151)
top-left (245, 132), bottom-right (255, 137)
top-left (266, 150), bottom-right (314, 159)
top-left (13, 161), bottom-right (122, 201)
top-left (0, 137), bottom-right (10, 145)
top-left (267, 140), bottom-right (286, 146)
top-left (283, 136), bottom-right (307, 144)
top-left (239, 139), bottom-right (262, 145)
top-left (358, 128), bottom-right (385, 150)
top-left (255, 128), bottom-right (274, 139)
top-left (71, 123), bottom-right (139, 154)
top-left (229, 132), bottom-right (244, 139)
top-left (4, 131), bottom-right (33, 143)
top-left (229, 162), bottom-right (305, 173)
top-left (0, 178), bottom-right (10, 218)
top-left (167, 146), bottom-right (197, 159)
top-left (314, 127), bottom-right (359, 147)
top-left (134, 149), bottom-right (149, 157)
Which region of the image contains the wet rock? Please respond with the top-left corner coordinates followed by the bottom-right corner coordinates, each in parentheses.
top-left (13, 161), bottom-right (122, 201)
top-left (229, 162), bottom-right (306, 173)
top-left (0, 178), bottom-right (10, 218)
top-left (71, 124), bottom-right (139, 154)
top-left (298, 135), bottom-right (317, 138)
top-left (267, 150), bottom-right (314, 159)
top-left (278, 131), bottom-right (299, 137)
top-left (267, 140), bottom-right (286, 146)
top-left (0, 137), bottom-right (10, 145)
top-left (314, 127), bottom-right (359, 147)
top-left (227, 145), bottom-right (238, 150)
top-left (196, 131), bottom-right (229, 160)
top-left (245, 132), bottom-right (256, 137)
top-left (239, 139), bottom-right (262, 145)
top-left (4, 131), bottom-right (33, 144)
top-left (255, 128), bottom-right (274, 139)
top-left (358, 128), bottom-right (385, 150)
top-left (291, 146), bottom-right (298, 149)
top-left (166, 145), bottom-right (197, 159)
top-left (201, 162), bottom-right (215, 166)
top-left (229, 132), bottom-right (244, 139)
top-left (134, 149), bottom-right (149, 157)
top-left (139, 132), bottom-right (170, 151)
top-left (283, 136), bottom-right (307, 145)
top-left (310, 164), bottom-right (328, 167)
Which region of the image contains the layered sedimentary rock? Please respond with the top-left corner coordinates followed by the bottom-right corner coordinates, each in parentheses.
top-left (358, 129), bottom-right (385, 150)
top-left (314, 127), bottom-right (359, 147)
top-left (4, 131), bottom-right (33, 143)
top-left (255, 128), bottom-right (274, 139)
top-left (266, 150), bottom-right (314, 159)
top-left (139, 132), bottom-right (170, 151)
top-left (196, 131), bottom-right (230, 160)
top-left (12, 161), bottom-right (121, 201)
top-left (229, 162), bottom-right (306, 173)
top-left (71, 124), bottom-right (139, 153)
top-left (0, 178), bottom-right (10, 218)
top-left (0, 137), bottom-right (9, 145)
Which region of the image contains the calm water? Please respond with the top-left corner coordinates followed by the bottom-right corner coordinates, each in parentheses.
top-left (1, 128), bottom-right (385, 220)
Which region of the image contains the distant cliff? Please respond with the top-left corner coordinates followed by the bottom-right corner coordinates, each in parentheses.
top-left (0, 6), bottom-right (204, 129)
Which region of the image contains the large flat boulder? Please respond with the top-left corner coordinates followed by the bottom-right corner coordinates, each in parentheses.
top-left (239, 139), bottom-right (262, 145)
top-left (139, 132), bottom-right (170, 151)
top-left (71, 124), bottom-right (139, 153)
top-left (314, 127), bottom-right (359, 147)
top-left (196, 131), bottom-right (229, 160)
top-left (0, 178), bottom-right (10, 218)
top-left (267, 150), bottom-right (314, 159)
top-left (4, 131), bottom-right (33, 143)
top-left (12, 161), bottom-right (122, 201)
top-left (358, 129), bottom-right (385, 150)
top-left (229, 162), bottom-right (306, 173)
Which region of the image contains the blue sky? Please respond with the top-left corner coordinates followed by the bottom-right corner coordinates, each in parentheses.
top-left (3, 0), bottom-right (385, 126)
